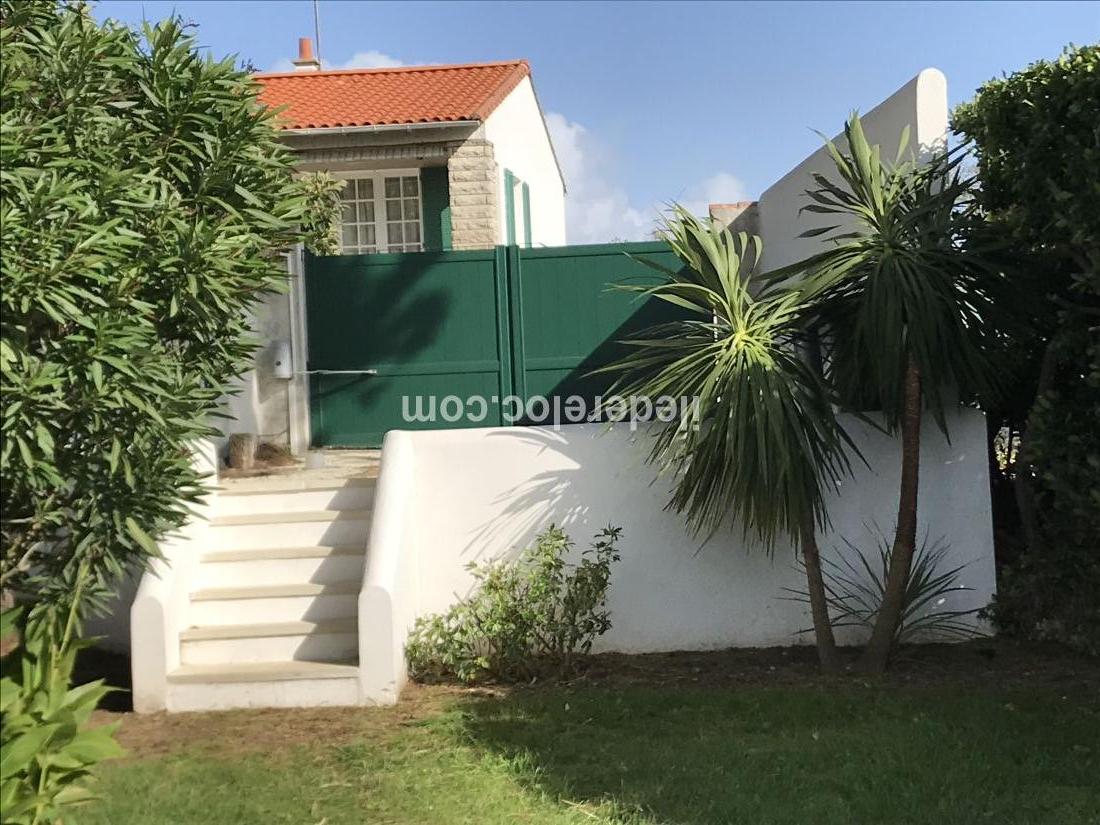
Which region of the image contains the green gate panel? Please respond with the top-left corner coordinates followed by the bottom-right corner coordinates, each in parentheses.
top-left (511, 241), bottom-right (687, 413)
top-left (304, 241), bottom-right (687, 447)
top-left (420, 166), bottom-right (451, 251)
top-left (305, 249), bottom-right (510, 447)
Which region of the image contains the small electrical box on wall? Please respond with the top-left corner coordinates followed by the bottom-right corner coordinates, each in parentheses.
top-left (272, 340), bottom-right (293, 380)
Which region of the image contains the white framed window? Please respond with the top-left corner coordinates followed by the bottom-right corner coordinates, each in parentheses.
top-left (336, 170), bottom-right (423, 254)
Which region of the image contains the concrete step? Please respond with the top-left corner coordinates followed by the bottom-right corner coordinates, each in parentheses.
top-left (196, 547), bottom-right (365, 589)
top-left (188, 582), bottom-right (359, 625)
top-left (165, 660), bottom-right (360, 711)
top-left (201, 545), bottom-right (364, 563)
top-left (214, 481), bottom-right (375, 517)
top-left (180, 619), bottom-right (359, 665)
top-left (207, 511), bottom-right (372, 551)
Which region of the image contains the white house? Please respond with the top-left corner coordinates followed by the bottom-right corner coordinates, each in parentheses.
top-left (256, 39), bottom-right (566, 252)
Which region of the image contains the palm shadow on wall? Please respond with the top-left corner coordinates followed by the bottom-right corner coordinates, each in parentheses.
top-left (513, 263), bottom-right (693, 427)
top-left (460, 427), bottom-right (594, 562)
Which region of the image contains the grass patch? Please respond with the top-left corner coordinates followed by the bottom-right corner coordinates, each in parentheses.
top-left (457, 685), bottom-right (1100, 824)
top-left (85, 677), bottom-right (1099, 825)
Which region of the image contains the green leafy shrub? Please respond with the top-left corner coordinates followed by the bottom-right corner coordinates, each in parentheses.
top-left (406, 525), bottom-right (622, 683)
top-left (0, 2), bottom-right (318, 608)
top-left (296, 171), bottom-right (346, 256)
top-left (0, 606), bottom-right (123, 825)
top-left (0, 2), bottom-right (335, 818)
top-left (953, 44), bottom-right (1100, 655)
top-left (982, 328), bottom-right (1100, 656)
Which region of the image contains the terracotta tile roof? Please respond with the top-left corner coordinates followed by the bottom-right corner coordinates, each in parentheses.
top-left (253, 60), bottom-right (530, 130)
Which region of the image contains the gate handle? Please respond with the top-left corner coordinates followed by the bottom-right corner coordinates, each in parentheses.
top-left (300, 369), bottom-right (379, 376)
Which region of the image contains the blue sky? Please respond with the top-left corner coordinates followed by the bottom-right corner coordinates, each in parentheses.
top-left (94, 1), bottom-right (1097, 242)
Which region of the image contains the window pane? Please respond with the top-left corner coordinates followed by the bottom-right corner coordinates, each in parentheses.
top-left (405, 222), bottom-right (420, 243)
top-left (356, 179), bottom-right (373, 199)
top-left (341, 181), bottom-right (355, 201)
top-left (403, 200), bottom-right (419, 220)
top-left (388, 222), bottom-right (403, 243)
top-left (342, 204), bottom-right (356, 223)
top-left (341, 224), bottom-right (357, 248)
top-left (402, 177), bottom-right (419, 197)
top-left (384, 177), bottom-right (401, 198)
top-left (362, 201), bottom-right (375, 222)
top-left (386, 200), bottom-right (401, 221)
top-left (362, 225), bottom-right (376, 246)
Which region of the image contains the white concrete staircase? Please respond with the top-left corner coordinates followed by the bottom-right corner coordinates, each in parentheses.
top-left (164, 477), bottom-right (375, 711)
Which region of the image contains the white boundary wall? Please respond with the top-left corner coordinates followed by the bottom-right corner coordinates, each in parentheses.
top-left (360, 415), bottom-right (996, 702)
top-left (757, 68), bottom-right (948, 272)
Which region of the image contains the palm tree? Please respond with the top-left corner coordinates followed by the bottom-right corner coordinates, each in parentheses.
top-left (598, 206), bottom-right (857, 671)
top-left (772, 115), bottom-right (1006, 672)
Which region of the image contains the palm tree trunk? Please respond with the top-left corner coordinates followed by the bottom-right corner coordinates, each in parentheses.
top-left (859, 358), bottom-right (922, 673)
top-left (800, 510), bottom-right (840, 673)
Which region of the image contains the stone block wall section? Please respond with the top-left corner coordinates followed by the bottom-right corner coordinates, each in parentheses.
top-left (447, 139), bottom-right (499, 250)
top-left (709, 201), bottom-right (761, 236)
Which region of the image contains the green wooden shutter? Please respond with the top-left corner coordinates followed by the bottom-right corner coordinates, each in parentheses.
top-left (521, 182), bottom-right (532, 248)
top-left (420, 166), bottom-right (452, 251)
top-left (504, 169), bottom-right (516, 245)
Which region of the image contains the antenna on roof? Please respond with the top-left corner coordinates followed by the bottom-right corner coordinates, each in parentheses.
top-left (313, 0), bottom-right (323, 68)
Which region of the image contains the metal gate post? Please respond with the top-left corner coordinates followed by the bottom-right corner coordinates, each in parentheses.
top-left (287, 244), bottom-right (311, 455)
top-left (505, 244), bottom-right (527, 404)
top-left (494, 246), bottom-right (515, 424)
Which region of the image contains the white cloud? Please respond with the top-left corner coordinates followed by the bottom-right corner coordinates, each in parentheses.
top-left (546, 112), bottom-right (749, 245)
top-left (546, 112), bottom-right (654, 244)
top-left (268, 57), bottom-right (296, 72)
top-left (267, 50), bottom-right (405, 72)
top-left (332, 50), bottom-right (404, 70)
top-left (680, 172), bottom-right (751, 220)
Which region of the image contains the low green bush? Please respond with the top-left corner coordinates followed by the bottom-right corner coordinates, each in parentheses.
top-left (406, 525), bottom-right (621, 683)
top-left (0, 607), bottom-right (123, 824)
top-left (953, 44), bottom-right (1100, 656)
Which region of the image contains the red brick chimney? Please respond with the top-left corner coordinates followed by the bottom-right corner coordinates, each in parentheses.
top-left (292, 37), bottom-right (321, 71)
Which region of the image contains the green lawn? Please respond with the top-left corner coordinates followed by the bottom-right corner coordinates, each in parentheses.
top-left (86, 670), bottom-right (1099, 825)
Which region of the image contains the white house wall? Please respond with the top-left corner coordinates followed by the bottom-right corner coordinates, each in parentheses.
top-left (217, 259), bottom-right (299, 457)
top-left (483, 76), bottom-right (567, 246)
top-left (359, 414), bottom-right (996, 700)
top-left (757, 68), bottom-right (948, 272)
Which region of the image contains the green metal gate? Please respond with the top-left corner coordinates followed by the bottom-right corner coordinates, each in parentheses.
top-left (304, 241), bottom-right (684, 447)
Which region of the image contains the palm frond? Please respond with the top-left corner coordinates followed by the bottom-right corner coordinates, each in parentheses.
top-left (785, 527), bottom-right (986, 643)
top-left (762, 115), bottom-right (1013, 433)
top-left (595, 206), bottom-right (857, 549)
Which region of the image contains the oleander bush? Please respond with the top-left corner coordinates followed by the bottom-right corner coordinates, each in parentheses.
top-left (0, 2), bottom-right (337, 820)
